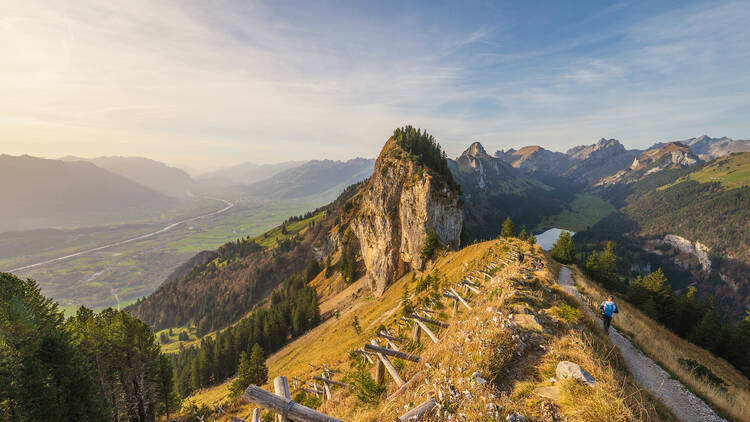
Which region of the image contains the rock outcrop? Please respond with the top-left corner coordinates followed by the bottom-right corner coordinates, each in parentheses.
top-left (555, 361), bottom-right (597, 387)
top-left (352, 138), bottom-right (463, 295)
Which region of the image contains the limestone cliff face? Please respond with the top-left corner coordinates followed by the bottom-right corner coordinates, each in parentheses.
top-left (352, 139), bottom-right (463, 295)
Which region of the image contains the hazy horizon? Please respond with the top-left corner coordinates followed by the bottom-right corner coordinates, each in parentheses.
top-left (2, 0), bottom-right (749, 171)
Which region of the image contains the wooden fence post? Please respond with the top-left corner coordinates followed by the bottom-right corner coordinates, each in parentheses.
top-left (242, 385), bottom-right (345, 422)
top-left (375, 359), bottom-right (385, 385)
top-left (274, 376), bottom-right (291, 422)
top-left (321, 373), bottom-right (331, 400)
top-left (369, 340), bottom-right (405, 387)
top-left (412, 322), bottom-right (421, 342)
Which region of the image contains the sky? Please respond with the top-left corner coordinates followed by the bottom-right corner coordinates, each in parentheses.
top-left (1, 0), bottom-right (749, 172)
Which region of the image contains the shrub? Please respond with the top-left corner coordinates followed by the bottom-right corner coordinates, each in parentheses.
top-left (421, 230), bottom-right (440, 261)
top-left (556, 303), bottom-right (582, 324)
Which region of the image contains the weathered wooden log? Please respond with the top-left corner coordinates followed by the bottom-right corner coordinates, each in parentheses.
top-left (363, 343), bottom-right (420, 362)
top-left (386, 339), bottom-right (401, 351)
top-left (312, 376), bottom-right (348, 388)
top-left (399, 399), bottom-right (437, 421)
top-left (449, 287), bottom-right (472, 310)
top-left (377, 332), bottom-right (404, 343)
top-left (353, 349), bottom-right (375, 364)
top-left (321, 374), bottom-right (331, 400)
top-left (412, 318), bottom-right (440, 344)
top-left (274, 376), bottom-right (291, 422)
top-left (369, 340), bottom-right (405, 387)
top-left (416, 307), bottom-right (435, 314)
top-left (385, 371), bottom-right (424, 403)
top-left (242, 385), bottom-right (345, 422)
top-left (302, 387), bottom-right (325, 395)
top-left (461, 279), bottom-right (479, 287)
top-left (412, 322), bottom-right (421, 343)
top-left (375, 359), bottom-right (385, 385)
top-left (407, 313), bottom-right (449, 328)
top-left (232, 416), bottom-right (249, 422)
top-left (462, 281), bottom-right (481, 294)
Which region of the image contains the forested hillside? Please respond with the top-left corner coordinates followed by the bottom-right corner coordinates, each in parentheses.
top-left (1, 273), bottom-right (177, 422)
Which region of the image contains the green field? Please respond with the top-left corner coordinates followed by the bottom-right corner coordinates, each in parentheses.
top-left (534, 193), bottom-right (615, 232)
top-left (659, 152), bottom-right (750, 191)
top-left (4, 197), bottom-right (323, 315)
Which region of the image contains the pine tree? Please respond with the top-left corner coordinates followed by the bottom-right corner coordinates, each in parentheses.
top-left (527, 233), bottom-right (536, 245)
top-left (229, 344), bottom-right (268, 397)
top-left (500, 217), bottom-right (516, 238)
top-left (518, 228), bottom-right (528, 242)
top-left (550, 231), bottom-right (575, 263)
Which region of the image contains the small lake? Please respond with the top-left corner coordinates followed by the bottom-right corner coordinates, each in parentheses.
top-left (536, 228), bottom-right (576, 250)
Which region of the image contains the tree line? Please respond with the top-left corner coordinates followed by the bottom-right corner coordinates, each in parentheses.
top-left (170, 270), bottom-right (320, 397)
top-left (392, 125), bottom-right (457, 189)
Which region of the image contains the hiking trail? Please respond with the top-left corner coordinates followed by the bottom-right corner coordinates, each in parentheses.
top-left (557, 266), bottom-right (725, 422)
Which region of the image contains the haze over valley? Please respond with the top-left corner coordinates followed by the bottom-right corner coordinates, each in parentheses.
top-left (3, 2), bottom-right (750, 422)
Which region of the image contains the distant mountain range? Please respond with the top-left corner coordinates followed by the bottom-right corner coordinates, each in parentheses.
top-left (61, 156), bottom-right (195, 197)
top-left (495, 135), bottom-right (749, 185)
top-left (0, 155), bottom-right (172, 232)
top-left (198, 161), bottom-right (305, 185)
top-left (244, 158), bottom-right (375, 200)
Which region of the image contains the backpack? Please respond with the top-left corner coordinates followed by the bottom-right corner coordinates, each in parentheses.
top-left (602, 302), bottom-right (615, 318)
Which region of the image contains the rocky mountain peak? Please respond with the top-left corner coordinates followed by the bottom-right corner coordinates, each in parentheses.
top-left (462, 141), bottom-right (490, 158)
top-left (352, 132), bottom-right (463, 295)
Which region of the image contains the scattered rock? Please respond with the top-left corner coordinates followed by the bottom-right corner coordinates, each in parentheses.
top-left (533, 386), bottom-right (560, 401)
top-left (512, 304), bottom-right (532, 314)
top-left (511, 314), bottom-right (544, 332)
top-left (506, 413), bottom-right (527, 422)
top-left (555, 361), bottom-right (596, 386)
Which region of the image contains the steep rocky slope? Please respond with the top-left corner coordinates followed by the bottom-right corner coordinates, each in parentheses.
top-left (597, 142), bottom-right (701, 186)
top-left (352, 138), bottom-right (462, 295)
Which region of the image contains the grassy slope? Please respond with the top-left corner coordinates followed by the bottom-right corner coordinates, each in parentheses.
top-left (535, 193), bottom-right (615, 232)
top-left (189, 239), bottom-right (672, 422)
top-left (659, 152), bottom-right (750, 191)
top-left (572, 267), bottom-right (750, 421)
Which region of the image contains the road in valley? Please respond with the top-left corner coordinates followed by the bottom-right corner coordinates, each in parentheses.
top-left (6, 198), bottom-right (234, 273)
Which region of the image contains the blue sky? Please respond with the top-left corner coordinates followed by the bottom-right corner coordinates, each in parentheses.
top-left (1, 0), bottom-right (748, 171)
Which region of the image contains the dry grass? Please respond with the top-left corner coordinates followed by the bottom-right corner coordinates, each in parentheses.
top-left (572, 266), bottom-right (750, 422)
top-left (191, 240), bottom-right (675, 421)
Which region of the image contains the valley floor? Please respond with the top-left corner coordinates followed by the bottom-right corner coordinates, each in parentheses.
top-left (557, 267), bottom-right (725, 422)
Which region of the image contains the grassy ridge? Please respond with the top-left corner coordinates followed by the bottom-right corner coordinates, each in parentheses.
top-left (659, 152), bottom-right (750, 191)
top-left (189, 240), bottom-right (672, 421)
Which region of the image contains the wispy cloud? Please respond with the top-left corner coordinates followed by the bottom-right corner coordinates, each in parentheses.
top-left (0, 0), bottom-right (748, 169)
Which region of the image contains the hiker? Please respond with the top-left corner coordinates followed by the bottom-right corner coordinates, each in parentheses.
top-left (599, 296), bottom-right (619, 333)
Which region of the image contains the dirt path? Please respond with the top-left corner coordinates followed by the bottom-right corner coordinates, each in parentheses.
top-left (557, 266), bottom-right (725, 422)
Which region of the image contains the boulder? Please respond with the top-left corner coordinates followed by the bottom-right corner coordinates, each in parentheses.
top-left (533, 386), bottom-right (560, 401)
top-left (555, 361), bottom-right (596, 386)
top-left (511, 314), bottom-right (543, 332)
